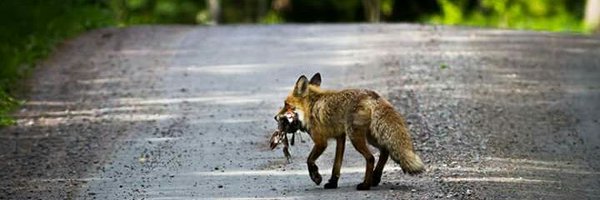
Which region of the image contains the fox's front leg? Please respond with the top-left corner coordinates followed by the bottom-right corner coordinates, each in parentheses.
top-left (324, 136), bottom-right (345, 189)
top-left (307, 138), bottom-right (327, 185)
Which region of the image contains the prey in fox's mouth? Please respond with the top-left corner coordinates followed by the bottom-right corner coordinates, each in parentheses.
top-left (269, 112), bottom-right (306, 162)
top-left (276, 111), bottom-right (304, 133)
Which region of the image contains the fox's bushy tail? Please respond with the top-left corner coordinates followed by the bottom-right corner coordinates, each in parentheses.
top-left (370, 99), bottom-right (425, 175)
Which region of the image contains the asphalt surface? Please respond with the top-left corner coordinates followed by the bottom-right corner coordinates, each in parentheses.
top-left (1, 24), bottom-right (599, 199)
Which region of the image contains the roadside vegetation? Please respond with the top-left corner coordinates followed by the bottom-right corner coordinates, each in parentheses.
top-left (430, 0), bottom-right (585, 32)
top-left (0, 0), bottom-right (114, 126)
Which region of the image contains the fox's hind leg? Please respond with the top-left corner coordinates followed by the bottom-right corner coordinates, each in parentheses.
top-left (372, 148), bottom-right (389, 186)
top-left (348, 126), bottom-right (375, 190)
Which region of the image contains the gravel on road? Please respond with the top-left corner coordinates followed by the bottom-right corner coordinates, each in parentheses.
top-left (1, 24), bottom-right (599, 199)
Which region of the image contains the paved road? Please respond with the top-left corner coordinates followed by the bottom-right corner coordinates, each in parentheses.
top-left (1, 24), bottom-right (599, 199)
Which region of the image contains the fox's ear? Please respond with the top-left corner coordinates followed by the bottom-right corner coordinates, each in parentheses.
top-left (309, 73), bottom-right (321, 87)
top-left (293, 75), bottom-right (309, 97)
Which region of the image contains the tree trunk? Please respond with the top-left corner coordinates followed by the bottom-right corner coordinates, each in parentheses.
top-left (207, 0), bottom-right (220, 25)
top-left (362, 0), bottom-right (380, 22)
top-left (585, 0), bottom-right (600, 32)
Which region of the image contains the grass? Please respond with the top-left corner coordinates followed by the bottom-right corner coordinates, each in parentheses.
top-left (0, 89), bottom-right (21, 126)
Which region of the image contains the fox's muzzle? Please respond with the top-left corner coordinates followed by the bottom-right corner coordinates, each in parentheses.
top-left (274, 110), bottom-right (296, 123)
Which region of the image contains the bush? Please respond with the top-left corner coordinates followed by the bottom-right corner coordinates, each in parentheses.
top-left (428, 0), bottom-right (585, 32)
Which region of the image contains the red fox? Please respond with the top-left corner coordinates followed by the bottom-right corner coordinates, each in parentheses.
top-left (274, 73), bottom-right (424, 190)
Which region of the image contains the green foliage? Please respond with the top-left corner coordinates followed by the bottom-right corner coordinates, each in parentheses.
top-left (381, 0), bottom-right (394, 17)
top-left (0, 88), bottom-right (21, 126)
top-left (261, 11), bottom-right (285, 24)
top-left (0, 0), bottom-right (115, 127)
top-left (428, 0), bottom-right (585, 32)
top-left (109, 0), bottom-right (204, 25)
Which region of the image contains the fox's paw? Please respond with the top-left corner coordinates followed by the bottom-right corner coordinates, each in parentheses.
top-left (372, 172), bottom-right (382, 186)
top-left (371, 177), bottom-right (381, 186)
top-left (324, 180), bottom-right (338, 189)
top-left (309, 172), bottom-right (322, 185)
top-left (356, 182), bottom-right (371, 190)
top-left (308, 165), bottom-right (322, 185)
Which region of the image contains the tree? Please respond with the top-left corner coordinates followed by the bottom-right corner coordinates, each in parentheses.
top-left (363, 0), bottom-right (380, 22)
top-left (585, 0), bottom-right (600, 32)
top-left (207, 0), bottom-right (221, 24)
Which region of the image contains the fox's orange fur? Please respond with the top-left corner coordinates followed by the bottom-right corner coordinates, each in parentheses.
top-left (275, 73), bottom-right (424, 190)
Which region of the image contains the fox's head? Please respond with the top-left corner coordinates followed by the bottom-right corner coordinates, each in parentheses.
top-left (274, 73), bottom-right (322, 132)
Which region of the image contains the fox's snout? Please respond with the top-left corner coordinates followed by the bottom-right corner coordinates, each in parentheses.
top-left (274, 112), bottom-right (295, 123)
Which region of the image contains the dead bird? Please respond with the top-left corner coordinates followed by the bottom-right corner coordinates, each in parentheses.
top-left (269, 111), bottom-right (307, 162)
